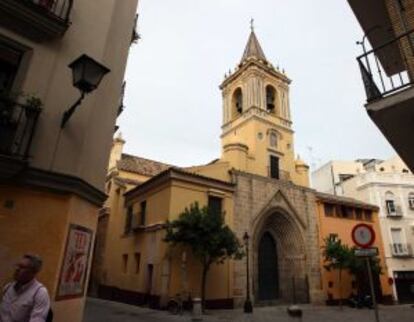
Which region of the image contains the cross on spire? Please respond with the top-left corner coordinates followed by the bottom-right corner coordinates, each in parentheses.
top-left (250, 18), bottom-right (254, 32)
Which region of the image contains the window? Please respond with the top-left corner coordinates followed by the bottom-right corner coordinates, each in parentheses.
top-left (386, 200), bottom-right (396, 215)
top-left (208, 196), bottom-right (222, 216)
top-left (0, 42), bottom-right (23, 93)
top-left (355, 208), bottom-right (363, 220)
top-left (341, 206), bottom-right (353, 219)
top-left (328, 233), bottom-right (338, 242)
top-left (232, 88), bottom-right (243, 115)
top-left (125, 206), bottom-right (133, 233)
top-left (134, 253), bottom-right (141, 274)
top-left (391, 228), bottom-right (407, 255)
top-left (335, 205), bottom-right (343, 218)
top-left (140, 201), bottom-right (147, 225)
top-left (122, 254), bottom-right (128, 273)
top-left (385, 192), bottom-right (396, 216)
top-left (269, 132), bottom-right (277, 148)
top-left (364, 210), bottom-right (373, 221)
top-left (265, 85), bottom-right (276, 112)
top-left (408, 193), bottom-right (414, 210)
top-left (269, 155), bottom-right (279, 179)
top-left (324, 204), bottom-right (334, 217)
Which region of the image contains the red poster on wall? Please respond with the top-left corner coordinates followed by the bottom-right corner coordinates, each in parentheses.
top-left (56, 224), bottom-right (93, 300)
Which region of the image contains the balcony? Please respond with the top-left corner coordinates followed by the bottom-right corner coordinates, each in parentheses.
top-left (0, 96), bottom-right (41, 179)
top-left (357, 29), bottom-right (414, 173)
top-left (390, 243), bottom-right (412, 257)
top-left (386, 205), bottom-right (403, 218)
top-left (0, 0), bottom-right (73, 41)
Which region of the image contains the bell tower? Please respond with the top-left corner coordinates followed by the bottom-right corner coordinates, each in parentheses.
top-left (220, 26), bottom-right (309, 186)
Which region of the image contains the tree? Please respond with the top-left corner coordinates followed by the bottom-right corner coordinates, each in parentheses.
top-left (164, 202), bottom-right (244, 310)
top-left (347, 246), bottom-right (382, 298)
top-left (322, 236), bottom-right (352, 309)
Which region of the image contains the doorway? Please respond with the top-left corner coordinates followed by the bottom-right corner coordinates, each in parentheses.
top-left (258, 232), bottom-right (279, 300)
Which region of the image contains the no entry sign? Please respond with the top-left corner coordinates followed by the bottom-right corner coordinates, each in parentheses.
top-left (352, 223), bottom-right (375, 248)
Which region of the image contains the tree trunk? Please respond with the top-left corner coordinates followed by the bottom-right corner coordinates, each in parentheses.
top-left (339, 268), bottom-right (343, 310)
top-left (201, 264), bottom-right (209, 312)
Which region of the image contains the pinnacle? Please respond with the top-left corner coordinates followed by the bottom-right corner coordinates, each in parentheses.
top-left (241, 30), bottom-right (267, 62)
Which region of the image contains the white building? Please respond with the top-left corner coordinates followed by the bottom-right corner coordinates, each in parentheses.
top-left (312, 156), bottom-right (414, 303)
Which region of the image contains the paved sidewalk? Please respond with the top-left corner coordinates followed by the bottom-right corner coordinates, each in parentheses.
top-left (83, 297), bottom-right (414, 322)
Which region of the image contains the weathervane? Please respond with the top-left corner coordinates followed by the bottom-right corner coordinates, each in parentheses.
top-left (250, 18), bottom-right (254, 32)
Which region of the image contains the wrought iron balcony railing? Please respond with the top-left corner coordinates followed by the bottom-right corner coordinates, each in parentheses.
top-left (386, 205), bottom-right (403, 218)
top-left (0, 0), bottom-right (74, 41)
top-left (0, 96), bottom-right (41, 159)
top-left (390, 243), bottom-right (412, 257)
top-left (357, 29), bottom-right (414, 102)
top-left (28, 0), bottom-right (73, 21)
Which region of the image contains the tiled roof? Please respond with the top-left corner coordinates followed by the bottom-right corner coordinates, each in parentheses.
top-left (117, 153), bottom-right (172, 177)
top-left (316, 192), bottom-right (378, 210)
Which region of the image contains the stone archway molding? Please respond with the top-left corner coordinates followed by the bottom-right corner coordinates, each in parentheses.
top-left (252, 188), bottom-right (306, 230)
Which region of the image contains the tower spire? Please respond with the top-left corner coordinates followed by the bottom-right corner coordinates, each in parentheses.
top-left (241, 20), bottom-right (267, 62)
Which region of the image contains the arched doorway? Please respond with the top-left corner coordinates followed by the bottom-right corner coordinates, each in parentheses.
top-left (258, 232), bottom-right (279, 300)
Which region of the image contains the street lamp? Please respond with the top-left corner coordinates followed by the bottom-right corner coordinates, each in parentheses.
top-left (61, 54), bottom-right (110, 128)
top-left (243, 232), bottom-right (253, 313)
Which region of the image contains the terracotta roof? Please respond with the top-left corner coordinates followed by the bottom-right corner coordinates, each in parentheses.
top-left (114, 177), bottom-right (143, 187)
top-left (117, 153), bottom-right (172, 177)
top-left (125, 167), bottom-right (234, 201)
top-left (316, 192), bottom-right (378, 210)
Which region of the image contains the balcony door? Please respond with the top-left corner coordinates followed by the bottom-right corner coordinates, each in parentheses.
top-left (0, 42), bottom-right (23, 93)
top-left (270, 155), bottom-right (279, 180)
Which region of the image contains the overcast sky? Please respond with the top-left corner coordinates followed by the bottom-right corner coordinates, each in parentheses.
top-left (119, 0), bottom-right (395, 171)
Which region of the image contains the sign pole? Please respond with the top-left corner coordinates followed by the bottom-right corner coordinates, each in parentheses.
top-left (365, 257), bottom-right (380, 322)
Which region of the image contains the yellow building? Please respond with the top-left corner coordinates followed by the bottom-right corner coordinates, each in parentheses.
top-left (0, 1), bottom-right (138, 322)
top-left (316, 193), bottom-right (393, 304)
top-left (93, 28), bottom-right (331, 308)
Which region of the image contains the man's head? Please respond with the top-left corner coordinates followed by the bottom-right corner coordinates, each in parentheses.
top-left (14, 254), bottom-right (43, 284)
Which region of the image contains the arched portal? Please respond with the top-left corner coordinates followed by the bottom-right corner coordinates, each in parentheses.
top-left (253, 209), bottom-right (308, 304)
top-left (258, 232), bottom-right (279, 300)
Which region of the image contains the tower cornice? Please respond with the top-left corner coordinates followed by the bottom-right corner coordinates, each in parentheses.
top-left (220, 59), bottom-right (291, 90)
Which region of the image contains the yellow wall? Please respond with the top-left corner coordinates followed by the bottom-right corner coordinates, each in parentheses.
top-left (316, 200), bottom-right (392, 301)
top-left (0, 186), bottom-right (98, 322)
top-left (99, 174), bottom-right (235, 305)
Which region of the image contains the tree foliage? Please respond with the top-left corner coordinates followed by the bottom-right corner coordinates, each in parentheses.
top-left (164, 202), bottom-right (244, 308)
top-left (322, 236), bottom-right (383, 307)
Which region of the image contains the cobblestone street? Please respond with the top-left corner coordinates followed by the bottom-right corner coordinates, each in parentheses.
top-left (83, 298), bottom-right (414, 322)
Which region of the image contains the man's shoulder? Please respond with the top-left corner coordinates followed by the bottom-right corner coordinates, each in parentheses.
top-left (2, 281), bottom-right (14, 294)
top-left (33, 280), bottom-right (49, 299)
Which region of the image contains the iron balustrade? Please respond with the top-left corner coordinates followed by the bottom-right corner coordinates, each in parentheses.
top-left (390, 243), bottom-right (412, 257)
top-left (357, 28), bottom-right (414, 102)
top-left (0, 97), bottom-right (41, 159)
top-left (27, 0), bottom-right (73, 21)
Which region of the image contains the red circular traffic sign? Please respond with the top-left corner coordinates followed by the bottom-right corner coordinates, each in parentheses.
top-left (352, 223), bottom-right (375, 248)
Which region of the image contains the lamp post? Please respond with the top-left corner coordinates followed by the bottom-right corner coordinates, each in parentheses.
top-left (61, 54), bottom-right (110, 128)
top-left (243, 232), bottom-right (253, 313)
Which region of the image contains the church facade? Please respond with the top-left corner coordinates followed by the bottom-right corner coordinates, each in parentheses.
top-left (91, 29), bottom-right (389, 308)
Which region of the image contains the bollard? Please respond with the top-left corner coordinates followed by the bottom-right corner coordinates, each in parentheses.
top-left (192, 297), bottom-right (203, 322)
top-left (287, 305), bottom-right (303, 321)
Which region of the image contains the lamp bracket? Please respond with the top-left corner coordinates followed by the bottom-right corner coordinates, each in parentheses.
top-left (61, 92), bottom-right (86, 128)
